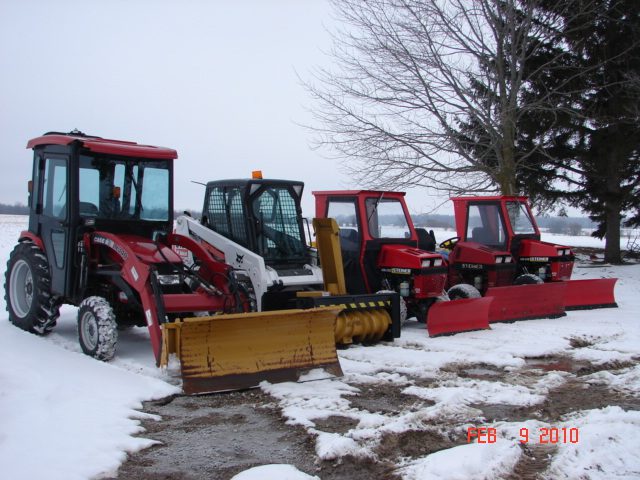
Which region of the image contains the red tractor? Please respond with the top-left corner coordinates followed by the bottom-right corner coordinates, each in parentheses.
top-left (4, 131), bottom-right (341, 394)
top-left (313, 190), bottom-right (491, 335)
top-left (443, 195), bottom-right (617, 314)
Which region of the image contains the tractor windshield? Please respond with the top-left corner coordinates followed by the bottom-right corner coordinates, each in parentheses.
top-left (79, 155), bottom-right (171, 221)
top-left (251, 186), bottom-right (306, 260)
top-left (506, 201), bottom-right (536, 235)
top-left (365, 198), bottom-right (411, 239)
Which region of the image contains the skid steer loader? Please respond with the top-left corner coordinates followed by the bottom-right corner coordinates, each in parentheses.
top-left (4, 131), bottom-right (341, 394)
top-left (312, 190), bottom-right (492, 336)
top-left (446, 196), bottom-right (617, 313)
top-left (174, 174), bottom-right (401, 345)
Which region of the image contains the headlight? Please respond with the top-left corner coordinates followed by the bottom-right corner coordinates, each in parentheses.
top-left (495, 256), bottom-right (504, 263)
top-left (422, 258), bottom-right (443, 268)
top-left (505, 255), bottom-right (512, 263)
top-left (157, 274), bottom-right (181, 285)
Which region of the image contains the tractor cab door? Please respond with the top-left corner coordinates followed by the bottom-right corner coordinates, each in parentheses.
top-left (502, 200), bottom-right (540, 253)
top-left (465, 202), bottom-right (508, 249)
top-left (326, 198), bottom-right (367, 294)
top-left (360, 196), bottom-right (415, 292)
top-left (33, 152), bottom-right (73, 296)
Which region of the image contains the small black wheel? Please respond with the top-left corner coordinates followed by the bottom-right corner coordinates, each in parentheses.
top-left (78, 296), bottom-right (118, 361)
top-left (5, 242), bottom-right (59, 334)
top-left (514, 274), bottom-right (543, 285)
top-left (414, 300), bottom-right (430, 324)
top-left (377, 290), bottom-right (408, 323)
top-left (439, 236), bottom-right (460, 250)
top-left (447, 283), bottom-right (481, 300)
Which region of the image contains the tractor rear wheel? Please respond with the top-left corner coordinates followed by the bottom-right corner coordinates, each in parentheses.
top-left (77, 296), bottom-right (118, 361)
top-left (4, 242), bottom-right (59, 334)
top-left (514, 274), bottom-right (543, 285)
top-left (447, 283), bottom-right (482, 300)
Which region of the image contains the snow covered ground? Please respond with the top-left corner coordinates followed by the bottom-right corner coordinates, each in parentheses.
top-left (0, 214), bottom-right (639, 480)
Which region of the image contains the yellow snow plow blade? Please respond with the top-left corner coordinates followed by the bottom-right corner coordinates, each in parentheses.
top-left (161, 308), bottom-right (343, 395)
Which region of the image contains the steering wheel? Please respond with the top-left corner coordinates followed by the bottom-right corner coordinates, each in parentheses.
top-left (439, 236), bottom-right (460, 250)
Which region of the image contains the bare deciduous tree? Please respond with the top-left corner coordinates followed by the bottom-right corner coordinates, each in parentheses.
top-left (304, 0), bottom-right (574, 196)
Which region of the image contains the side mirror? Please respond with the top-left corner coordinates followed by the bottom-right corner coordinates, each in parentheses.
top-left (28, 180), bottom-right (33, 193)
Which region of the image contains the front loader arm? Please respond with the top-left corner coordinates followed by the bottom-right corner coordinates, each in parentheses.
top-left (89, 232), bottom-right (166, 365)
top-left (164, 232), bottom-right (235, 293)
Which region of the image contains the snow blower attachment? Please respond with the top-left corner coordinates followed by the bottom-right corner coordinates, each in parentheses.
top-left (4, 131), bottom-right (342, 395)
top-left (310, 217), bottom-right (400, 344)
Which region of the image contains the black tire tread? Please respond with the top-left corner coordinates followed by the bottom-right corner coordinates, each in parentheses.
top-left (4, 241), bottom-right (59, 334)
top-left (447, 283), bottom-right (482, 300)
top-left (77, 296), bottom-right (118, 361)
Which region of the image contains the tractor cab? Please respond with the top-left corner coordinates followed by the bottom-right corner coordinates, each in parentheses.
top-left (24, 130), bottom-right (176, 301)
top-left (313, 190), bottom-right (446, 311)
top-left (201, 177), bottom-right (311, 271)
top-left (451, 196), bottom-right (574, 283)
top-left (452, 196), bottom-right (540, 253)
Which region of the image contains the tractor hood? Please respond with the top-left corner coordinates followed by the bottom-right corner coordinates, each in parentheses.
top-left (518, 239), bottom-right (574, 260)
top-left (377, 244), bottom-right (445, 270)
top-left (120, 235), bottom-right (182, 264)
top-left (449, 241), bottom-right (513, 264)
top-left (92, 232), bottom-right (182, 265)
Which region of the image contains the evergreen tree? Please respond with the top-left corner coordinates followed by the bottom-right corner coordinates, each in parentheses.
top-left (524, 0), bottom-right (640, 262)
top-left (463, 0), bottom-right (640, 262)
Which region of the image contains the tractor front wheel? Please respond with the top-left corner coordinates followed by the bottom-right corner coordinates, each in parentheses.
top-left (447, 283), bottom-right (482, 300)
top-left (5, 242), bottom-right (59, 334)
top-left (78, 296), bottom-right (118, 361)
top-left (514, 274), bottom-right (543, 285)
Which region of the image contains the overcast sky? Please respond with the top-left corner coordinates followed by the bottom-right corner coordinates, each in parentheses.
top-left (0, 0), bottom-right (458, 216)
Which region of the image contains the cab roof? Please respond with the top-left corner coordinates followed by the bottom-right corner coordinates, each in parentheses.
top-left (26, 131), bottom-right (177, 160)
top-left (312, 190), bottom-right (406, 197)
top-left (450, 195), bottom-right (529, 203)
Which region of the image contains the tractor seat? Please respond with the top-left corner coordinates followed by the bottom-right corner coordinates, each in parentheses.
top-left (80, 202), bottom-right (99, 217)
top-left (471, 226), bottom-right (496, 244)
top-left (338, 228), bottom-right (360, 251)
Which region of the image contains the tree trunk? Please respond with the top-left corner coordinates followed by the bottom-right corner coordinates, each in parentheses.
top-left (604, 199), bottom-right (623, 264)
top-left (499, 133), bottom-right (517, 195)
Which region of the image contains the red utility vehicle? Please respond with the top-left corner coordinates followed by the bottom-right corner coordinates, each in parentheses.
top-left (4, 131), bottom-right (341, 394)
top-left (445, 196), bottom-right (617, 312)
top-left (313, 190), bottom-right (492, 336)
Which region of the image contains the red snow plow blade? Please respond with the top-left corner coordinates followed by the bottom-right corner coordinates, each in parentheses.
top-left (485, 282), bottom-right (566, 323)
top-left (426, 297), bottom-right (492, 336)
top-left (564, 278), bottom-right (618, 310)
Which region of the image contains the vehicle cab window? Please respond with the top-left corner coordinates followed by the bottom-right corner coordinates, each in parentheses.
top-left (365, 198), bottom-right (411, 239)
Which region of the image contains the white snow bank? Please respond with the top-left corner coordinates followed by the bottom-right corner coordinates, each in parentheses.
top-left (584, 364), bottom-right (640, 395)
top-left (399, 439), bottom-right (521, 480)
top-left (0, 322), bottom-right (179, 480)
top-left (403, 378), bottom-right (546, 407)
top-left (231, 464), bottom-right (320, 480)
top-left (546, 407), bottom-right (640, 479)
top-left (260, 378), bottom-right (360, 429)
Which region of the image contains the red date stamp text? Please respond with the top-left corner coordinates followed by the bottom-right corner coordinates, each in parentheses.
top-left (467, 426), bottom-right (579, 444)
